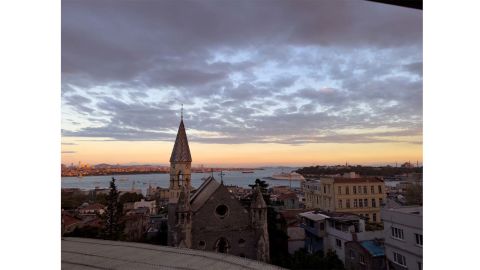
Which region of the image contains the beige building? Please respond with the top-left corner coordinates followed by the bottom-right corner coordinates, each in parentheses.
top-left (302, 176), bottom-right (386, 223)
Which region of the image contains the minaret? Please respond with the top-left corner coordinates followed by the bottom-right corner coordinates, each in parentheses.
top-left (168, 109), bottom-right (192, 246)
top-left (250, 185), bottom-right (270, 262)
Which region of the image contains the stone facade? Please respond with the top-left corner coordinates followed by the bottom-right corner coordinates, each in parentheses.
top-left (167, 117), bottom-right (270, 262)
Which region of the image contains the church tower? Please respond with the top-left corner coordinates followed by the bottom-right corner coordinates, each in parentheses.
top-left (168, 109), bottom-right (192, 246)
top-left (250, 185), bottom-right (270, 262)
top-left (169, 109), bottom-right (192, 203)
top-left (173, 186), bottom-right (192, 248)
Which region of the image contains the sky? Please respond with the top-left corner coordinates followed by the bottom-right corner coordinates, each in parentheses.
top-left (61, 0), bottom-right (422, 167)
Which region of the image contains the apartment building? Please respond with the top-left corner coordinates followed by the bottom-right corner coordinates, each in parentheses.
top-left (382, 206), bottom-right (422, 270)
top-left (302, 175), bottom-right (386, 223)
top-left (299, 210), bottom-right (384, 263)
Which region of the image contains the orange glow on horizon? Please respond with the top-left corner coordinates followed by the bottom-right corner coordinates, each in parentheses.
top-left (61, 137), bottom-right (422, 167)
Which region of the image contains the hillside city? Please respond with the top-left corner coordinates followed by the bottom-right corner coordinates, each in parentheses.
top-left (62, 158), bottom-right (422, 270)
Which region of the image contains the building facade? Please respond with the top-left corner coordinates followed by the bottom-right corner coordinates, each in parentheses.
top-left (167, 116), bottom-right (270, 262)
top-left (382, 206), bottom-right (422, 270)
top-left (303, 176), bottom-right (386, 223)
top-left (299, 210), bottom-right (384, 263)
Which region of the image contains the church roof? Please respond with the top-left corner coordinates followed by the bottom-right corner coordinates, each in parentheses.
top-left (189, 176), bottom-right (221, 212)
top-left (170, 119), bottom-right (192, 162)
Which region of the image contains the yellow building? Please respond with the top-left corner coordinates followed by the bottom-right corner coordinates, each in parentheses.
top-left (302, 176), bottom-right (386, 223)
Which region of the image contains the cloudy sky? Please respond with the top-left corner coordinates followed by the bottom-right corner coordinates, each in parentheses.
top-left (61, 0), bottom-right (422, 166)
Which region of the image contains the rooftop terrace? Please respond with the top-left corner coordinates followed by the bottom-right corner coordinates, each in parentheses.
top-left (62, 237), bottom-right (284, 270)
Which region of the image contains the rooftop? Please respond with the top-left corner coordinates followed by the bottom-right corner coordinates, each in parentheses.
top-left (299, 210), bottom-right (362, 223)
top-left (385, 206), bottom-right (423, 216)
top-left (332, 177), bottom-right (384, 184)
top-left (62, 237), bottom-right (284, 270)
top-left (360, 240), bottom-right (385, 257)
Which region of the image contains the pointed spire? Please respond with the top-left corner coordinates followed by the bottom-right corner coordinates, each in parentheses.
top-left (181, 104), bottom-right (183, 121)
top-left (170, 116), bottom-right (192, 162)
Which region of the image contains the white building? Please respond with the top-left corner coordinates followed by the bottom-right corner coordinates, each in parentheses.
top-left (382, 206), bottom-right (422, 270)
top-left (299, 210), bottom-right (384, 263)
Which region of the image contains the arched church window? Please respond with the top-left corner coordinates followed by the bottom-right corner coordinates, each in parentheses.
top-left (215, 237), bottom-right (230, 254)
top-left (215, 204), bottom-right (229, 218)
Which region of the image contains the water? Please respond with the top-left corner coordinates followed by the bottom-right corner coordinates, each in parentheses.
top-left (61, 167), bottom-right (301, 195)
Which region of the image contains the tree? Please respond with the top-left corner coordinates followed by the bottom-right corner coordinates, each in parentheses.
top-left (249, 178), bottom-right (270, 205)
top-left (119, 192), bottom-right (144, 205)
top-left (103, 177), bottom-right (122, 240)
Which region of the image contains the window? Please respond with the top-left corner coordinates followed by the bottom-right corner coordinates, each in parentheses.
top-left (373, 213), bottom-right (377, 222)
top-left (366, 213), bottom-right (370, 221)
top-left (379, 198), bottom-right (383, 206)
top-left (346, 199), bottom-right (351, 208)
top-left (338, 186), bottom-right (342, 195)
top-left (349, 249), bottom-right (356, 259)
top-left (358, 186), bottom-right (362, 194)
top-left (346, 187), bottom-right (350, 195)
top-left (378, 185), bottom-right (382, 193)
top-left (336, 239), bottom-right (342, 248)
top-left (198, 240), bottom-right (206, 249)
top-left (372, 198), bottom-right (376, 208)
top-left (360, 255), bottom-right (366, 265)
top-left (320, 222), bottom-right (325, 231)
top-left (391, 226), bottom-right (404, 240)
top-left (415, 233), bottom-right (423, 246)
top-left (338, 199), bottom-right (343, 209)
top-left (363, 186), bottom-right (367, 194)
top-left (354, 199), bottom-right (358, 208)
top-left (353, 186), bottom-right (357, 194)
top-left (371, 186), bottom-right (375, 194)
top-left (393, 252), bottom-right (407, 266)
top-left (364, 199), bottom-right (368, 207)
top-left (215, 204), bottom-right (229, 218)
top-left (359, 199), bottom-right (363, 208)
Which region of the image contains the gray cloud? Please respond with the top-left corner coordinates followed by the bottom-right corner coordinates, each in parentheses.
top-left (62, 0), bottom-right (422, 145)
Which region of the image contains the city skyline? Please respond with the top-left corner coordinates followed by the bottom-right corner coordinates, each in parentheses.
top-left (61, 1), bottom-right (422, 166)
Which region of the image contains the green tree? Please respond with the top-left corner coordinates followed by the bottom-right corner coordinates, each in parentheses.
top-left (103, 177), bottom-right (122, 240)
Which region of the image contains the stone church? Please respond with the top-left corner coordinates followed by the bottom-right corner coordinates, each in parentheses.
top-left (167, 114), bottom-right (270, 262)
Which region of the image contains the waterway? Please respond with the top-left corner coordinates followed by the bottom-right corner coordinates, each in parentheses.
top-left (61, 167), bottom-right (302, 195)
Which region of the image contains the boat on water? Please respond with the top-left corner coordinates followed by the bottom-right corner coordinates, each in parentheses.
top-left (266, 172), bottom-right (305, 181)
top-left (242, 171), bottom-right (254, 173)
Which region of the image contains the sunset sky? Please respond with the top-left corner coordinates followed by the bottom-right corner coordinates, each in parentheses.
top-left (61, 0), bottom-right (422, 167)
